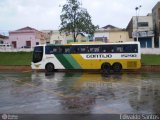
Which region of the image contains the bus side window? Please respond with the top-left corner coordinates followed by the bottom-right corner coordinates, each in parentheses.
top-left (116, 46), bottom-right (123, 53)
top-left (51, 46), bottom-right (60, 54)
top-left (53, 47), bottom-right (58, 53)
top-left (92, 46), bottom-right (100, 53)
top-left (110, 46), bottom-right (115, 53)
top-left (123, 45), bottom-right (138, 53)
top-left (64, 47), bottom-right (71, 54)
top-left (45, 46), bottom-right (54, 54)
top-left (78, 46), bottom-right (88, 53)
top-left (81, 47), bottom-right (86, 53)
top-left (70, 46), bottom-right (78, 54)
top-left (124, 45), bottom-right (130, 53)
top-left (45, 46), bottom-right (63, 54)
top-left (54, 46), bottom-right (62, 54)
top-left (89, 46), bottom-right (96, 52)
top-left (101, 45), bottom-right (112, 53)
top-left (89, 47), bottom-right (94, 52)
top-left (101, 46), bottom-right (106, 53)
top-left (133, 45), bottom-right (138, 53)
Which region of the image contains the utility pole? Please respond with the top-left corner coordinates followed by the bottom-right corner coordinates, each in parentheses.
top-left (135, 5), bottom-right (141, 41)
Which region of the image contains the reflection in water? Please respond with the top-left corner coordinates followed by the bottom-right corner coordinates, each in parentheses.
top-left (129, 73), bottom-right (160, 114)
top-left (0, 72), bottom-right (160, 114)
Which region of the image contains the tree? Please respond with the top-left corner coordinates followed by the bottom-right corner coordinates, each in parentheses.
top-left (59, 0), bottom-right (97, 42)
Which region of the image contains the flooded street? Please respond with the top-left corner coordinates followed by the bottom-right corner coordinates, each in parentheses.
top-left (0, 72), bottom-right (160, 114)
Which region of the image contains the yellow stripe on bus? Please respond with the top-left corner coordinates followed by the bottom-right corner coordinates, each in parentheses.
top-left (71, 54), bottom-right (141, 69)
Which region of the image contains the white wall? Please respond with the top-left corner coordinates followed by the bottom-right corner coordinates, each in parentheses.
top-left (141, 48), bottom-right (160, 54)
top-left (8, 32), bottom-right (40, 49)
top-left (94, 32), bottom-right (109, 42)
top-left (94, 32), bottom-right (109, 38)
top-left (0, 48), bottom-right (33, 52)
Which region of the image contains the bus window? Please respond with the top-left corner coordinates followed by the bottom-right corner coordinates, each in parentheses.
top-left (80, 47), bottom-right (86, 53)
top-left (53, 48), bottom-right (58, 53)
top-left (124, 44), bottom-right (138, 53)
top-left (76, 46), bottom-right (88, 53)
top-left (132, 45), bottom-right (138, 53)
top-left (116, 46), bottom-right (124, 53)
top-left (70, 46), bottom-right (78, 53)
top-left (101, 45), bottom-right (114, 53)
top-left (88, 46), bottom-right (100, 53)
top-left (46, 46), bottom-right (63, 54)
top-left (64, 46), bottom-right (71, 54)
top-left (45, 46), bottom-right (54, 54)
top-left (57, 46), bottom-right (63, 53)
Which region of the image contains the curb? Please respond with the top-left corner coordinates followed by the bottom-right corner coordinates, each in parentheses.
top-left (0, 65), bottom-right (160, 73)
top-left (0, 65), bottom-right (32, 72)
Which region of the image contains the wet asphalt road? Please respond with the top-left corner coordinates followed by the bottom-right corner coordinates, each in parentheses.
top-left (0, 72), bottom-right (160, 114)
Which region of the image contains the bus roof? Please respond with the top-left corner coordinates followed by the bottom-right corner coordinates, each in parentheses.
top-left (67, 41), bottom-right (104, 45)
top-left (67, 41), bottom-right (140, 45)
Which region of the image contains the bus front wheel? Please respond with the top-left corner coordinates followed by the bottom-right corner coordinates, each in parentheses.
top-left (101, 63), bottom-right (111, 74)
top-left (45, 63), bottom-right (54, 72)
top-left (112, 63), bottom-right (122, 73)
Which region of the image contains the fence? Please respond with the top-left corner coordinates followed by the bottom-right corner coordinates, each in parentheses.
top-left (0, 48), bottom-right (33, 52)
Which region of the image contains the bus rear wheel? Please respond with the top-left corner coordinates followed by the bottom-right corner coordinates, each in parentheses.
top-left (45, 63), bottom-right (54, 72)
top-left (101, 63), bottom-right (111, 74)
top-left (112, 63), bottom-right (122, 73)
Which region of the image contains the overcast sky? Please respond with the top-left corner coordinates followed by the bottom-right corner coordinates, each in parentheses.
top-left (0, 0), bottom-right (159, 34)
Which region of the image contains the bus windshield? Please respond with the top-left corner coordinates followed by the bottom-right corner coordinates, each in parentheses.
top-left (32, 46), bottom-right (43, 63)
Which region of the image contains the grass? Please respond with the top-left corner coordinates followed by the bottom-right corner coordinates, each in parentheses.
top-left (141, 54), bottom-right (160, 65)
top-left (0, 52), bottom-right (160, 66)
top-left (0, 52), bottom-right (32, 65)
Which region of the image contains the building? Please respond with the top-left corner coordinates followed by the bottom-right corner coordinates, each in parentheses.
top-left (94, 28), bottom-right (109, 42)
top-left (8, 26), bottom-right (46, 48)
top-left (43, 30), bottom-right (88, 44)
top-left (94, 25), bottom-right (130, 43)
top-left (126, 14), bottom-right (154, 48)
top-left (152, 1), bottom-right (160, 47)
top-left (41, 30), bottom-right (53, 44)
top-left (0, 34), bottom-right (9, 44)
top-left (50, 30), bottom-right (66, 44)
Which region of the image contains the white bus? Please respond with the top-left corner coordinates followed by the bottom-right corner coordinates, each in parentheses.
top-left (31, 42), bottom-right (141, 73)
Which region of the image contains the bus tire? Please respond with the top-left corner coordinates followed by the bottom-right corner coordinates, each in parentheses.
top-left (112, 63), bottom-right (122, 73)
top-left (101, 63), bottom-right (111, 74)
top-left (45, 63), bottom-right (54, 72)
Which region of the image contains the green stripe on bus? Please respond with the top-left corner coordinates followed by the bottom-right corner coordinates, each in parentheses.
top-left (63, 54), bottom-right (81, 69)
top-left (55, 54), bottom-right (73, 69)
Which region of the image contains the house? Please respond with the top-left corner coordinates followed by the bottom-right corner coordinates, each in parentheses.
top-left (94, 25), bottom-right (130, 43)
top-left (42, 30), bottom-right (66, 44)
top-left (126, 14), bottom-right (154, 48)
top-left (8, 26), bottom-right (46, 48)
top-left (41, 30), bottom-right (52, 44)
top-left (42, 30), bottom-right (88, 44)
